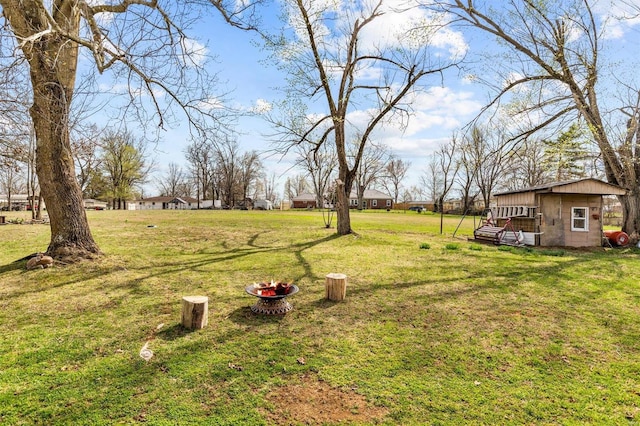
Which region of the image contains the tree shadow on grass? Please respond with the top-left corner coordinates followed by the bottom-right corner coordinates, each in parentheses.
top-left (111, 232), bottom-right (342, 292)
top-left (0, 260), bottom-right (27, 274)
top-left (155, 323), bottom-right (194, 341)
top-left (307, 297), bottom-right (344, 310)
top-left (0, 231), bottom-right (343, 309)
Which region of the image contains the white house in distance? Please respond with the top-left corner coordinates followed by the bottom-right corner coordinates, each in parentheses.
top-left (136, 196), bottom-right (200, 210)
top-left (83, 199), bottom-right (108, 210)
top-left (0, 194), bottom-right (43, 211)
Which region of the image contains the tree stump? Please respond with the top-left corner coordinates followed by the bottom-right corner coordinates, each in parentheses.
top-left (181, 296), bottom-right (209, 330)
top-left (325, 273), bottom-right (347, 301)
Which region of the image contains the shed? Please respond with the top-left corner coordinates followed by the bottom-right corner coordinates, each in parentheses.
top-left (491, 179), bottom-right (626, 247)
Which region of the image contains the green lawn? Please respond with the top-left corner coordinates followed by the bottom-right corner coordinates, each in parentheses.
top-left (1, 209), bottom-right (639, 425)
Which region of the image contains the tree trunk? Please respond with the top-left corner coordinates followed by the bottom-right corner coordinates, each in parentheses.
top-left (335, 176), bottom-right (352, 235)
top-left (30, 65), bottom-right (100, 260)
top-left (3, 2), bottom-right (102, 261)
top-left (621, 190), bottom-right (640, 242)
top-left (357, 184), bottom-right (365, 210)
top-left (36, 193), bottom-right (42, 220)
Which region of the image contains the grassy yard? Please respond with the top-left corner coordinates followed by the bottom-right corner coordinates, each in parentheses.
top-left (1, 209), bottom-right (639, 425)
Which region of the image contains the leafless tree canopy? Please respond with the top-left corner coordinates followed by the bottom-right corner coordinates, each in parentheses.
top-left (252, 0), bottom-right (464, 233)
top-left (430, 0), bottom-right (640, 237)
top-left (0, 0), bottom-right (246, 259)
top-left (381, 157), bottom-right (411, 204)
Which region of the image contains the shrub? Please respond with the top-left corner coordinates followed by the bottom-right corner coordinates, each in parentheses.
top-left (419, 243), bottom-right (431, 250)
top-left (444, 243), bottom-right (459, 250)
top-left (469, 244), bottom-right (483, 251)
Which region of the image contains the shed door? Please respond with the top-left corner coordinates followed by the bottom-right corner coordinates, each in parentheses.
top-left (539, 194), bottom-right (565, 246)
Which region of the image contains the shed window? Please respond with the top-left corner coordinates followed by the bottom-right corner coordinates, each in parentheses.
top-left (386, 199), bottom-right (392, 207)
top-left (571, 207), bottom-right (588, 231)
top-left (372, 200), bottom-right (377, 207)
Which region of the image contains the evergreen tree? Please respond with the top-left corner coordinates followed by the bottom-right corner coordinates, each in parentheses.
top-left (542, 124), bottom-right (588, 182)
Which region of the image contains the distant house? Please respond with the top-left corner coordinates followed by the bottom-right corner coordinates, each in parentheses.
top-left (0, 193), bottom-right (43, 211)
top-left (349, 189), bottom-right (393, 210)
top-left (136, 196), bottom-right (199, 210)
top-left (292, 189), bottom-right (393, 210)
top-left (291, 193), bottom-right (318, 209)
top-left (83, 199), bottom-right (108, 210)
top-left (253, 200), bottom-right (273, 210)
top-left (492, 178), bottom-right (626, 247)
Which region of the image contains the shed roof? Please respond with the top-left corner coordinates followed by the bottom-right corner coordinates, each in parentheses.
top-left (495, 178), bottom-right (626, 197)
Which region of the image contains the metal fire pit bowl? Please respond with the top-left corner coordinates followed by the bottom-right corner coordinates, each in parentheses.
top-left (245, 284), bottom-right (299, 315)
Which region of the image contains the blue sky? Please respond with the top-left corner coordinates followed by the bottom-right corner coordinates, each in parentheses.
top-left (148, 1), bottom-right (484, 196)
top-left (86, 0), bottom-right (640, 198)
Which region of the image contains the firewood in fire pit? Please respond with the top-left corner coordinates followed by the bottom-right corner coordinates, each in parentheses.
top-left (254, 280), bottom-right (293, 296)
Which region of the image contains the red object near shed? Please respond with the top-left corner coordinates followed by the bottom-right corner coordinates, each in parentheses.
top-left (604, 230), bottom-right (630, 246)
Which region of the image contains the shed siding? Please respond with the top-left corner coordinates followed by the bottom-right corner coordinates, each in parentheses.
top-left (552, 180), bottom-right (626, 195)
top-left (538, 194), bottom-right (602, 247)
top-left (496, 192), bottom-right (535, 206)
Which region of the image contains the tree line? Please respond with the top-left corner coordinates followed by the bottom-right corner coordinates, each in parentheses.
top-left (421, 122), bottom-right (599, 214)
top-left (1, 0), bottom-right (639, 261)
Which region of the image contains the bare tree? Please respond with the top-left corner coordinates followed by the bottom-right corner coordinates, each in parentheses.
top-left (421, 156), bottom-right (442, 212)
top-left (263, 172), bottom-right (278, 203)
top-left (381, 157), bottom-right (411, 204)
top-left (0, 158), bottom-right (25, 210)
top-left (156, 163), bottom-right (190, 197)
top-left (461, 125), bottom-right (514, 210)
top-left (261, 0), bottom-right (462, 234)
top-left (406, 184), bottom-right (427, 204)
top-left (285, 174), bottom-right (310, 203)
top-left (0, 34), bottom-right (31, 165)
top-left (0, 1), bottom-right (231, 260)
top-left (434, 0), bottom-right (640, 238)
top-left (238, 150), bottom-right (263, 203)
top-left (424, 135), bottom-right (460, 232)
top-left (72, 124), bottom-right (102, 195)
top-left (500, 137), bottom-right (548, 193)
top-left (214, 137), bottom-right (241, 207)
top-left (296, 140), bottom-right (337, 209)
top-left (185, 139), bottom-right (215, 208)
top-left (456, 133), bottom-right (479, 214)
top-left (352, 140), bottom-right (390, 210)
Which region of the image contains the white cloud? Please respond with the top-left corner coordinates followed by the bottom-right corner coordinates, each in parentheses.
top-left (252, 98), bottom-right (272, 113)
top-left (355, 1), bottom-right (468, 60)
top-left (196, 97), bottom-right (224, 111)
top-left (337, 84), bottom-right (482, 165)
top-left (410, 86), bottom-right (482, 118)
top-left (180, 38), bottom-right (208, 67)
top-left (594, 0), bottom-right (640, 39)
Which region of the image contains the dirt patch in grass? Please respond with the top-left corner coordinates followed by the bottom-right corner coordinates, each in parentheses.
top-left (261, 374), bottom-right (389, 425)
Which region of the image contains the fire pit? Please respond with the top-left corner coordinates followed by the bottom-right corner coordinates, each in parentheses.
top-left (245, 281), bottom-right (299, 315)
